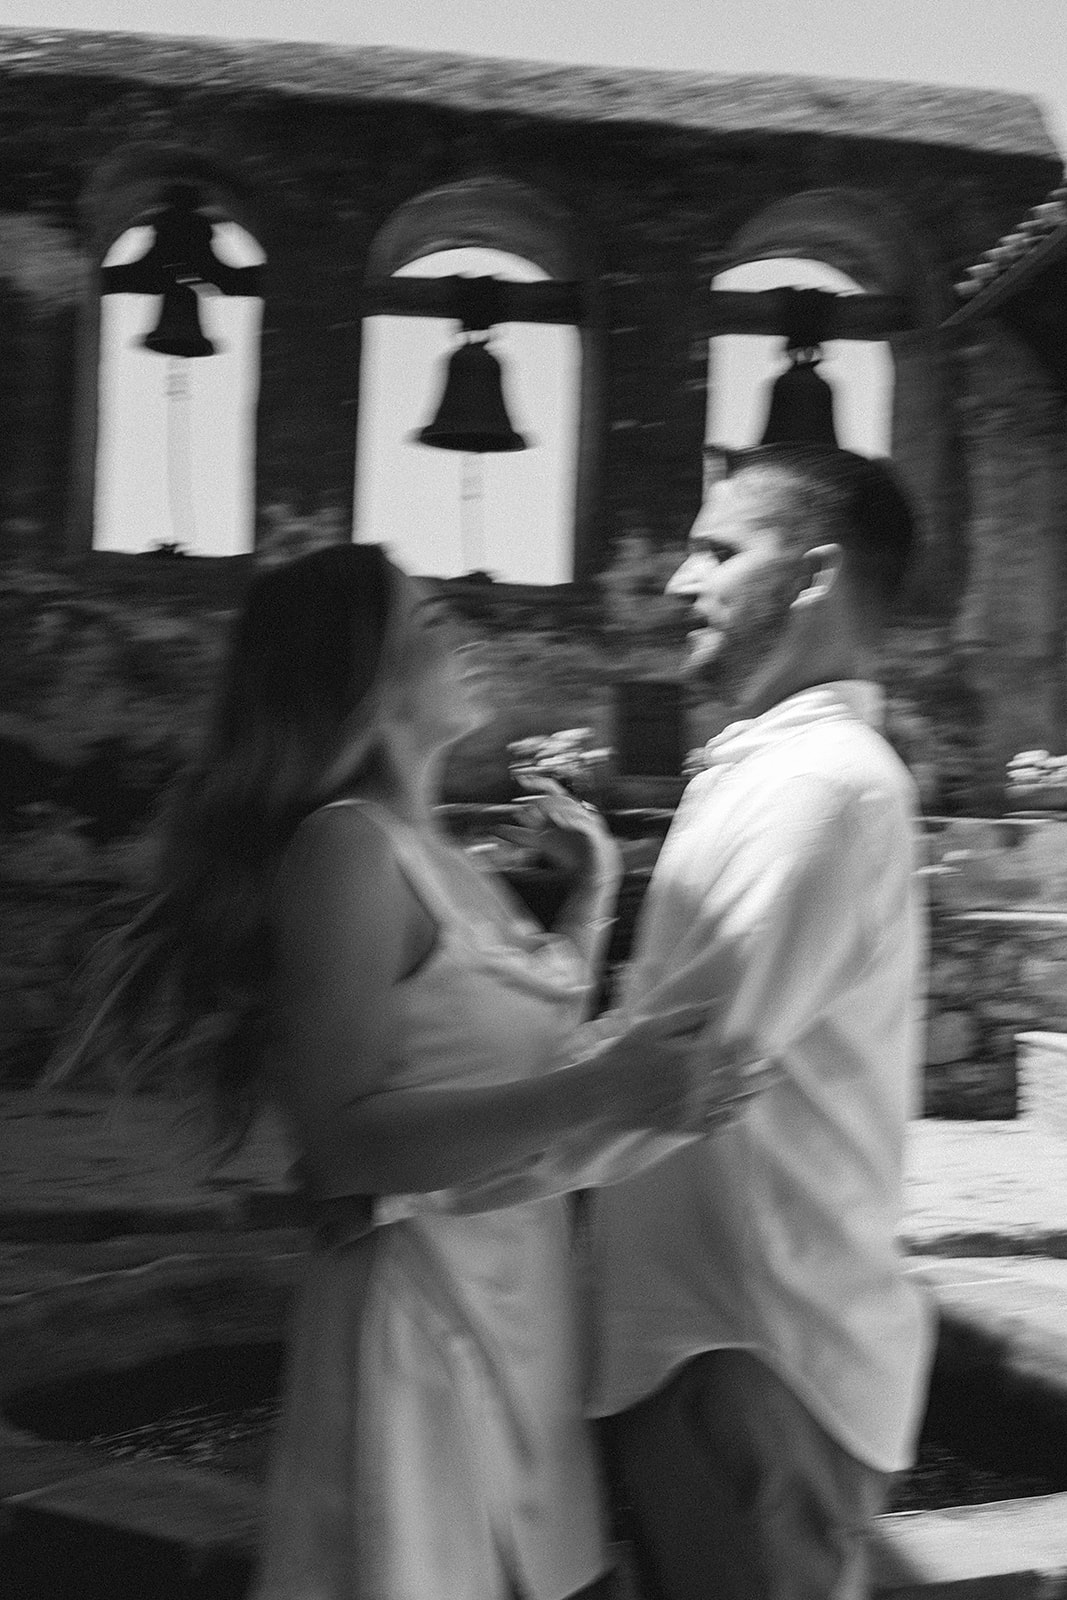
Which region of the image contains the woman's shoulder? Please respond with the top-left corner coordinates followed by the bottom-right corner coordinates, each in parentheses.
top-left (289, 796), bottom-right (392, 853)
top-left (273, 801), bottom-right (406, 922)
top-left (272, 802), bottom-right (441, 988)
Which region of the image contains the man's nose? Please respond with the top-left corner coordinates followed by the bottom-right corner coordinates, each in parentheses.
top-left (688, 493), bottom-right (719, 544)
top-left (665, 557), bottom-right (700, 597)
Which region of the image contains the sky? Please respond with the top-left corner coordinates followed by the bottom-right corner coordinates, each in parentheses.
top-left (4, 0), bottom-right (1065, 574)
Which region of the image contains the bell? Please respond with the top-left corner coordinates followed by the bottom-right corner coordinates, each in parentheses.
top-left (759, 350), bottom-right (838, 446)
top-left (414, 336), bottom-right (527, 452)
top-left (140, 281), bottom-right (216, 358)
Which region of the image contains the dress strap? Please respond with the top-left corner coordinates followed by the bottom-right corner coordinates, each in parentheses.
top-left (317, 798), bottom-right (457, 929)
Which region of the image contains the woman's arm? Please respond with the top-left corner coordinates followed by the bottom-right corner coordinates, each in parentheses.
top-left (379, 1021), bottom-right (777, 1218)
top-left (270, 805), bottom-right (700, 1200)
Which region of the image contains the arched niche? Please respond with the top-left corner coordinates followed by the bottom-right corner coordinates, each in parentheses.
top-left (67, 150), bottom-right (267, 558)
top-left (726, 189), bottom-right (931, 307)
top-left (360, 177), bottom-right (604, 581)
top-left (366, 176), bottom-right (583, 284)
top-left (719, 188), bottom-right (955, 610)
top-left (707, 257), bottom-right (894, 457)
top-left (357, 245), bottom-right (580, 583)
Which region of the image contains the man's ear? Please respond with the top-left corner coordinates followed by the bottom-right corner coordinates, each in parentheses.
top-left (790, 542), bottom-right (843, 610)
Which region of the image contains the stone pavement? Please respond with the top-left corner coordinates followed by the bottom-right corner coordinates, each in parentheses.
top-left (3, 1092), bottom-right (1067, 1598)
top-left (904, 1117), bottom-right (1067, 1253)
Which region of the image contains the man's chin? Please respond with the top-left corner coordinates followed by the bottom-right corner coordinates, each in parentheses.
top-left (684, 634), bottom-right (726, 684)
top-left (683, 642), bottom-right (748, 705)
top-left (684, 630), bottom-right (722, 670)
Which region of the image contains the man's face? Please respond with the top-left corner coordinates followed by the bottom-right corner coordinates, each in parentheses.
top-left (666, 473), bottom-right (801, 704)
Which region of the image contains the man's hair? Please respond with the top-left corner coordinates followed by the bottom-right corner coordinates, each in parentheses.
top-left (720, 443), bottom-right (916, 618)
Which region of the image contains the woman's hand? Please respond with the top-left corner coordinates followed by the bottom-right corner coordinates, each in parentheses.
top-left (500, 774), bottom-right (621, 887)
top-left (581, 1002), bottom-right (715, 1134)
top-left (678, 1048), bottom-right (783, 1134)
top-left (580, 1010), bottom-right (781, 1138)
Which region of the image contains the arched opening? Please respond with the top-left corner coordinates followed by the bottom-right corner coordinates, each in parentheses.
top-left (93, 218), bottom-right (264, 556)
top-left (356, 176), bottom-right (597, 583)
top-left (712, 188), bottom-right (955, 608)
top-left (707, 257), bottom-right (894, 455)
top-left (355, 244), bottom-right (580, 583)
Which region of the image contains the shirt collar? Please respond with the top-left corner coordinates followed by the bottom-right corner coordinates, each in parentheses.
top-left (701, 680), bottom-right (885, 771)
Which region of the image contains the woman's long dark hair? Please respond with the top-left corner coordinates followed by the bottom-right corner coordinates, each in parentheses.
top-left (44, 543), bottom-right (400, 1156)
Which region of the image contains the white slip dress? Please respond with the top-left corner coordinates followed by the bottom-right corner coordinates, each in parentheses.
top-left (249, 801), bottom-right (610, 1600)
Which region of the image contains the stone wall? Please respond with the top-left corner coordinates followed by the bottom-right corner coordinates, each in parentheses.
top-left (924, 910), bottom-right (1067, 1118)
top-left (922, 818), bottom-right (1067, 1116)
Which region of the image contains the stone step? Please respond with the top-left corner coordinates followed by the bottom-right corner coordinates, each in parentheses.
top-left (0, 1190), bottom-right (307, 1242)
top-left (2, 1456), bottom-right (259, 1600)
top-left (0, 1203), bottom-right (240, 1243)
top-left (3, 1396), bottom-right (1067, 1599)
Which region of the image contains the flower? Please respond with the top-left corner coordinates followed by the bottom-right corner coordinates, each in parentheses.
top-left (506, 728), bottom-right (614, 799)
top-left (1006, 750), bottom-right (1067, 787)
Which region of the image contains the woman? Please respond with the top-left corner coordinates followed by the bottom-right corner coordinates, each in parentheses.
top-left (48, 543), bottom-right (717, 1600)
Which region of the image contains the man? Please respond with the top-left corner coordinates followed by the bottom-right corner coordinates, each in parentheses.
top-left (588, 443), bottom-right (935, 1600)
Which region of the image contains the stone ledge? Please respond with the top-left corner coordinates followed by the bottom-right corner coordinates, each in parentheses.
top-left (1, 1458), bottom-right (258, 1600)
top-left (0, 1260), bottom-right (300, 1400)
top-left (6, 1458), bottom-right (259, 1550)
top-left (0, 1193), bottom-right (307, 1244)
top-left (905, 1230), bottom-right (1067, 1258)
top-left (910, 1259), bottom-right (1067, 1406)
top-left (5, 1205), bottom-right (1065, 1258)
top-left (6, 1205), bottom-right (1066, 1257)
top-left (0, 1423), bottom-right (105, 1499)
top-left (0, 1201), bottom-right (245, 1243)
top-left (871, 1495), bottom-right (1067, 1597)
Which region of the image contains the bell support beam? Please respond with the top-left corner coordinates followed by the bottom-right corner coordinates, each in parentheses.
top-left (362, 275), bottom-right (587, 325)
top-left (695, 289), bottom-right (912, 339)
top-left (100, 259), bottom-right (263, 297)
top-left (362, 276), bottom-right (911, 338)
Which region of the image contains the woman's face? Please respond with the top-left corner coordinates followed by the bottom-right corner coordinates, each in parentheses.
top-left (393, 574), bottom-right (493, 751)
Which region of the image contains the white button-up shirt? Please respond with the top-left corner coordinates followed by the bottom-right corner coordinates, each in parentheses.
top-left (586, 681), bottom-right (935, 1472)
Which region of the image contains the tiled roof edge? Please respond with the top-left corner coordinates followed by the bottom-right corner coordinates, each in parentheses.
top-left (946, 181), bottom-right (1067, 326)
